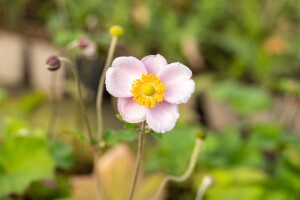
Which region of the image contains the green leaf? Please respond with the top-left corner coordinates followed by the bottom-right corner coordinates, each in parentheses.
top-left (24, 175), bottom-right (71, 200)
top-left (206, 167), bottom-right (268, 200)
top-left (204, 126), bottom-right (263, 167)
top-left (276, 79), bottom-right (299, 96)
top-left (52, 30), bottom-right (84, 46)
top-left (116, 114), bottom-right (124, 122)
top-left (18, 92), bottom-right (47, 115)
top-left (148, 131), bottom-right (164, 139)
top-left (2, 118), bottom-right (29, 139)
top-left (116, 114), bottom-right (138, 130)
top-left (207, 185), bottom-right (264, 200)
top-left (50, 140), bottom-right (74, 170)
top-left (144, 125), bottom-right (199, 175)
top-left (70, 129), bottom-right (86, 141)
top-left (124, 123), bottom-right (138, 130)
top-left (0, 136), bottom-right (55, 196)
top-left (249, 123), bottom-right (280, 151)
top-left (211, 81), bottom-right (272, 115)
top-left (103, 129), bottom-right (138, 147)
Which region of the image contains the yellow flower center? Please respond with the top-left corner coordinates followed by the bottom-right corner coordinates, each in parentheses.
top-left (142, 83), bottom-right (155, 96)
top-left (131, 73), bottom-right (165, 108)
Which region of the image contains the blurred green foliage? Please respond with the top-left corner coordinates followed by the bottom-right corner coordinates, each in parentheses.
top-left (50, 140), bottom-right (74, 170)
top-left (103, 129), bottom-right (138, 147)
top-left (1, 0), bottom-right (300, 85)
top-left (140, 76), bottom-right (299, 199)
top-left (0, 132), bottom-right (55, 196)
top-left (47, 0), bottom-right (300, 85)
top-left (143, 123), bottom-right (300, 200)
top-left (0, 90), bottom-right (74, 199)
top-left (145, 126), bottom-right (199, 175)
top-left (210, 80), bottom-right (272, 115)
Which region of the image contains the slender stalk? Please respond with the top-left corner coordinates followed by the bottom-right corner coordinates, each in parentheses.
top-left (47, 71), bottom-right (59, 139)
top-left (128, 122), bottom-right (146, 200)
top-left (195, 175), bottom-right (213, 200)
top-left (96, 36), bottom-right (118, 142)
top-left (93, 152), bottom-right (103, 200)
top-left (150, 137), bottom-right (204, 200)
top-left (60, 58), bottom-right (94, 143)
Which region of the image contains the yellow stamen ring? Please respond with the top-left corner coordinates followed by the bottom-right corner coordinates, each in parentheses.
top-left (131, 73), bottom-right (165, 108)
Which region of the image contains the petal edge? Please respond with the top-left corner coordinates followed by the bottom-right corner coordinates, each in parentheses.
top-left (118, 98), bottom-right (147, 123)
top-left (146, 101), bottom-right (179, 133)
top-left (141, 54), bottom-right (167, 74)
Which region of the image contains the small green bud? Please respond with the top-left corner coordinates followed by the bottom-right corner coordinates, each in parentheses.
top-left (196, 130), bottom-right (206, 140)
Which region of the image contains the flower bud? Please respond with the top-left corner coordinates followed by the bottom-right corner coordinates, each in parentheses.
top-left (77, 36), bottom-right (97, 59)
top-left (196, 130), bottom-right (206, 140)
top-left (109, 25), bottom-right (124, 37)
top-left (46, 55), bottom-right (61, 71)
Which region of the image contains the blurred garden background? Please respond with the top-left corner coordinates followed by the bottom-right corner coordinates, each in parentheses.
top-left (0, 0), bottom-right (300, 199)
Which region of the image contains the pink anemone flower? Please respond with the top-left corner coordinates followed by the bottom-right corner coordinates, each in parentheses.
top-left (105, 54), bottom-right (195, 133)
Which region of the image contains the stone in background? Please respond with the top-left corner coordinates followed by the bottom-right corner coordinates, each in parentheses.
top-left (0, 30), bottom-right (24, 86)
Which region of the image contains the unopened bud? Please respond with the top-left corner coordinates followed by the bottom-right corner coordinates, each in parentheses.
top-left (77, 36), bottom-right (97, 59)
top-left (46, 55), bottom-right (61, 71)
top-left (196, 130), bottom-right (206, 140)
top-left (109, 25), bottom-right (124, 37)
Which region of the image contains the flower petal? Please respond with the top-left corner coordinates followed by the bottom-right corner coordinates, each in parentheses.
top-left (105, 57), bottom-right (147, 97)
top-left (164, 79), bottom-right (195, 104)
top-left (146, 101), bottom-right (179, 133)
top-left (157, 62), bottom-right (192, 84)
top-left (118, 98), bottom-right (147, 123)
top-left (141, 54), bottom-right (167, 74)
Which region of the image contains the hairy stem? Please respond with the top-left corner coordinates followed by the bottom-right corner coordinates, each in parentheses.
top-left (150, 137), bottom-right (204, 200)
top-left (96, 36), bottom-right (118, 142)
top-left (60, 58), bottom-right (94, 143)
top-left (128, 122), bottom-right (146, 200)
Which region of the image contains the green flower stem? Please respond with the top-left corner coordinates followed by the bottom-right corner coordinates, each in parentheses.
top-left (195, 175), bottom-right (213, 200)
top-left (60, 58), bottom-right (94, 144)
top-left (128, 121), bottom-right (146, 200)
top-left (150, 137), bottom-right (204, 200)
top-left (96, 36), bottom-right (118, 142)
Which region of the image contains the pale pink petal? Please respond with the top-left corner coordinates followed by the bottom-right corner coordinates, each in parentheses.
top-left (118, 98), bottom-right (147, 123)
top-left (105, 57), bottom-right (147, 97)
top-left (157, 62), bottom-right (192, 84)
top-left (105, 67), bottom-right (133, 97)
top-left (164, 79), bottom-right (195, 104)
top-left (141, 54), bottom-right (167, 74)
top-left (146, 101), bottom-right (179, 133)
top-left (112, 56), bottom-right (147, 75)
